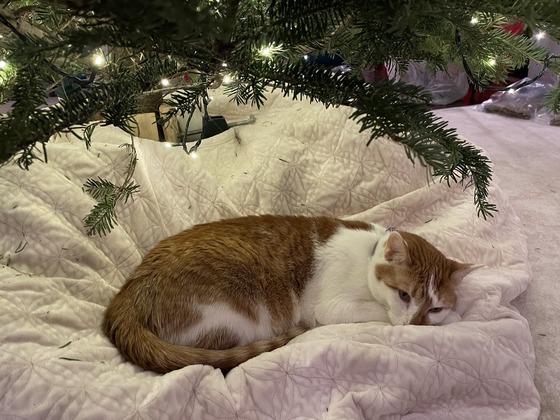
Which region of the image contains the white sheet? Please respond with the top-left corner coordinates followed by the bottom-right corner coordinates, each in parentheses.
top-left (0, 90), bottom-right (539, 419)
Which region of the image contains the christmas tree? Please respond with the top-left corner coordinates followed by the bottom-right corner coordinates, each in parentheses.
top-left (1, 0), bottom-right (559, 233)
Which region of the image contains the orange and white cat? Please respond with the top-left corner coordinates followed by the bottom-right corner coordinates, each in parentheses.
top-left (103, 215), bottom-right (475, 373)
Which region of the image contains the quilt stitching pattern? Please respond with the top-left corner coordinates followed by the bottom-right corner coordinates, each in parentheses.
top-left (0, 90), bottom-right (539, 419)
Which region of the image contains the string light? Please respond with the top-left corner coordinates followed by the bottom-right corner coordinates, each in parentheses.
top-left (161, 78), bottom-right (170, 87)
top-left (93, 54), bottom-right (105, 66)
top-left (190, 151), bottom-right (199, 159)
top-left (259, 43), bottom-right (283, 59)
top-left (470, 17), bottom-right (479, 25)
top-left (535, 31), bottom-right (546, 40)
top-left (456, 28), bottom-right (560, 92)
top-left (0, 60), bottom-right (7, 70)
top-left (508, 88), bottom-right (516, 94)
top-left (222, 73), bottom-right (235, 84)
top-left (487, 58), bottom-right (497, 66)
top-left (303, 54), bottom-right (309, 60)
top-left (222, 62), bottom-right (228, 68)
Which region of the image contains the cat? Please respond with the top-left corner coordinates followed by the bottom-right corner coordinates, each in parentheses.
top-left (103, 215), bottom-right (475, 373)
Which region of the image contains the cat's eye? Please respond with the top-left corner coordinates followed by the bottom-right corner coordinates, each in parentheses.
top-left (429, 307), bottom-right (443, 313)
top-left (398, 290), bottom-right (410, 303)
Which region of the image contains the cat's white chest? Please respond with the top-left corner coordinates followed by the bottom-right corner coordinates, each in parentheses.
top-left (300, 226), bottom-right (391, 326)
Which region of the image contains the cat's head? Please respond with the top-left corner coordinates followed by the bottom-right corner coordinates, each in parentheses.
top-left (369, 230), bottom-right (477, 326)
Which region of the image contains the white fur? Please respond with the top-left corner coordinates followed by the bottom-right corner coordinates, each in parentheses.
top-left (308, 225), bottom-right (391, 326)
top-left (426, 271), bottom-right (456, 325)
top-left (387, 296), bottom-right (422, 326)
top-left (428, 272), bottom-right (438, 306)
top-left (177, 225), bottom-right (454, 339)
top-left (175, 303), bottom-right (274, 346)
top-left (304, 226), bottom-right (458, 327)
top-left (364, 233), bottom-right (421, 325)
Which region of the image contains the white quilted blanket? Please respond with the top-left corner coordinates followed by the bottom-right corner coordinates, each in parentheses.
top-left (0, 90), bottom-right (539, 419)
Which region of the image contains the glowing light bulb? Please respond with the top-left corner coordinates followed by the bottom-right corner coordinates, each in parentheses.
top-left (190, 151), bottom-right (199, 159)
top-left (0, 60), bottom-right (7, 70)
top-left (258, 43), bottom-right (283, 58)
top-left (93, 54), bottom-right (105, 66)
top-left (303, 54), bottom-right (309, 60)
top-left (508, 88), bottom-right (516, 94)
top-left (223, 74), bottom-right (233, 84)
top-left (161, 78), bottom-right (170, 87)
top-left (165, 142), bottom-right (173, 148)
top-left (535, 31), bottom-right (546, 40)
top-left (222, 62), bottom-right (228, 68)
top-left (470, 17), bottom-right (479, 25)
top-left (487, 58), bottom-right (497, 66)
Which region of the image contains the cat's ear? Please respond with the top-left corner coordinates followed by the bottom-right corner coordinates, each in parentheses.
top-left (450, 261), bottom-right (482, 284)
top-left (384, 232), bottom-right (409, 265)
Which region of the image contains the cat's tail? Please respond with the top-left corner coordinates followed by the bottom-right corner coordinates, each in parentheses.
top-left (103, 312), bottom-right (307, 374)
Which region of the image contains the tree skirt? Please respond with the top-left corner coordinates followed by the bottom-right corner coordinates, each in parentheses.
top-left (0, 90), bottom-right (539, 419)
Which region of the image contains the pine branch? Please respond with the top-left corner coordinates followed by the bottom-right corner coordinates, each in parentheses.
top-left (0, 5), bottom-right (48, 38)
top-left (4, 0), bottom-right (560, 225)
top-left (82, 122), bottom-right (98, 149)
top-left (233, 60), bottom-right (495, 216)
top-left (43, 0), bottom-right (222, 43)
top-left (545, 84), bottom-right (560, 113)
top-left (224, 78), bottom-right (267, 108)
top-left (267, 0), bottom-right (351, 45)
top-left (83, 192), bottom-right (119, 237)
top-left (161, 85), bottom-right (207, 123)
top-left (83, 180), bottom-right (140, 237)
top-left (0, 56), bottom-right (180, 166)
top-left (457, 27), bottom-right (550, 87)
top-left (119, 141), bottom-right (137, 185)
top-left (0, 52), bottom-right (50, 168)
top-left (83, 178), bottom-right (118, 202)
top-left (83, 140), bottom-right (139, 236)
